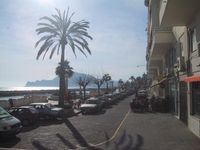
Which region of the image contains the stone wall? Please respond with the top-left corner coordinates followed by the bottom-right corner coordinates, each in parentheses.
top-left (0, 95), bottom-right (48, 109)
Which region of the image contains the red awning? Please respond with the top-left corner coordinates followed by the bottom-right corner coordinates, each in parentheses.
top-left (184, 76), bottom-right (200, 83)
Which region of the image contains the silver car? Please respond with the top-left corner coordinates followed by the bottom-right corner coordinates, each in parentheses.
top-left (30, 103), bottom-right (64, 119)
top-left (0, 106), bottom-right (22, 137)
top-left (80, 97), bottom-right (103, 114)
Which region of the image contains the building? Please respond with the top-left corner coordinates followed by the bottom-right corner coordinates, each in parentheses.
top-left (145, 0), bottom-right (200, 138)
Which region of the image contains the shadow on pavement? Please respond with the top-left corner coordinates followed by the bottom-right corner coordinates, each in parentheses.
top-left (32, 140), bottom-right (51, 150)
top-left (104, 130), bottom-right (144, 150)
top-left (0, 136), bottom-right (21, 148)
top-left (64, 119), bottom-right (103, 150)
top-left (56, 133), bottom-right (76, 149)
top-left (83, 109), bottom-right (106, 116)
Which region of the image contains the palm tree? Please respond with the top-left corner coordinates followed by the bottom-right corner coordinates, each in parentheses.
top-left (129, 76), bottom-right (135, 88)
top-left (55, 60), bottom-right (73, 102)
top-left (118, 79), bottom-right (124, 92)
top-left (35, 8), bottom-right (92, 107)
top-left (103, 74), bottom-right (111, 92)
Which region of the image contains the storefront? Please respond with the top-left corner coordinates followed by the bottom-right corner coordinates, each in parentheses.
top-left (168, 78), bottom-right (179, 115)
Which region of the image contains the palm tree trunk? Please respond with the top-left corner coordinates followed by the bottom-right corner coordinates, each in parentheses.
top-left (66, 76), bottom-right (69, 103)
top-left (59, 44), bottom-right (66, 107)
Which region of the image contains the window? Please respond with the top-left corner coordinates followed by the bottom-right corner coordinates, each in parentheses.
top-left (192, 82), bottom-right (200, 115)
top-left (191, 28), bottom-right (198, 51)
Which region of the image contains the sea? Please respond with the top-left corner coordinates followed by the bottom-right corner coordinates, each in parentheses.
top-left (0, 86), bottom-right (78, 101)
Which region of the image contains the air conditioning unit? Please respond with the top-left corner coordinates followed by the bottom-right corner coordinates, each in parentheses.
top-left (177, 56), bottom-right (185, 72)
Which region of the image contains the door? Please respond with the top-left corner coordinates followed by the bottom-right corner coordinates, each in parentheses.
top-left (179, 81), bottom-right (188, 125)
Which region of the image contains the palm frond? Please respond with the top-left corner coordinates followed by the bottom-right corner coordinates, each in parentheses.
top-left (35, 34), bottom-right (57, 48)
top-left (36, 40), bottom-right (54, 59)
top-left (68, 36), bottom-right (77, 57)
top-left (74, 44), bottom-right (87, 57)
top-left (40, 16), bottom-right (60, 30)
top-left (36, 27), bottom-right (59, 36)
top-left (36, 8), bottom-right (92, 60)
top-left (49, 44), bottom-right (58, 59)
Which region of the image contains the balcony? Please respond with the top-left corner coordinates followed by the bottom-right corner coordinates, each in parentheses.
top-left (159, 0), bottom-right (200, 26)
top-left (149, 27), bottom-right (174, 60)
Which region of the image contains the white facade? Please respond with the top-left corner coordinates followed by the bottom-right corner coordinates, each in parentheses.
top-left (145, 0), bottom-right (200, 138)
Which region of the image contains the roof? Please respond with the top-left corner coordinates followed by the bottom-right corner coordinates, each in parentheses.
top-left (30, 103), bottom-right (49, 105)
top-left (19, 106), bottom-right (34, 108)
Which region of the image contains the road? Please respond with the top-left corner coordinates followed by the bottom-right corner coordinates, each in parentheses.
top-left (1, 95), bottom-right (200, 150)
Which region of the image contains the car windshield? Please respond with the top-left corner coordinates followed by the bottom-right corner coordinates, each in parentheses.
top-left (0, 107), bottom-right (11, 119)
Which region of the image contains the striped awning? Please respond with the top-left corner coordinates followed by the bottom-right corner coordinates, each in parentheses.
top-left (184, 76), bottom-right (200, 83)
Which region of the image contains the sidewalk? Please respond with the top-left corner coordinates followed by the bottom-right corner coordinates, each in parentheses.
top-left (98, 112), bottom-right (200, 150)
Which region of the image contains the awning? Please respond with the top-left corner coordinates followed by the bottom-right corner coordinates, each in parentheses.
top-left (184, 76), bottom-right (200, 83)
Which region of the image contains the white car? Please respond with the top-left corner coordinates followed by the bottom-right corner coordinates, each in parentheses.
top-left (138, 90), bottom-right (147, 97)
top-left (80, 97), bottom-right (103, 114)
top-left (0, 106), bottom-right (22, 137)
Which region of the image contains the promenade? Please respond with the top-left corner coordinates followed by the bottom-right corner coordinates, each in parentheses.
top-left (1, 95), bottom-right (200, 150)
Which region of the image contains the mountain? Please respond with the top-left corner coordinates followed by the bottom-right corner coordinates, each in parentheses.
top-left (25, 72), bottom-right (96, 88)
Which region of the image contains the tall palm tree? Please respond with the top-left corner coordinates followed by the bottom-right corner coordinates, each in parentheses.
top-left (35, 8), bottom-right (92, 107)
top-left (55, 60), bottom-right (73, 102)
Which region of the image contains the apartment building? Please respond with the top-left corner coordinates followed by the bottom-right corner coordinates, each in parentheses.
top-left (145, 0), bottom-right (200, 137)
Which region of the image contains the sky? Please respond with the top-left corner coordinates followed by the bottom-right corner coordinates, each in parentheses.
top-left (0, 0), bottom-right (147, 87)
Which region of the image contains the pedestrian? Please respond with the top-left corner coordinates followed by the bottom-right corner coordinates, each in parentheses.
top-left (9, 98), bottom-right (14, 108)
top-left (77, 99), bottom-right (81, 109)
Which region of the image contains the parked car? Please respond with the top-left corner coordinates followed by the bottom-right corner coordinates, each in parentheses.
top-left (0, 106), bottom-right (22, 137)
top-left (30, 103), bottom-right (64, 119)
top-left (9, 106), bottom-right (39, 126)
top-left (80, 97), bottom-right (103, 114)
top-left (98, 95), bottom-right (113, 107)
top-left (104, 94), bottom-right (115, 104)
top-left (137, 90), bottom-right (147, 97)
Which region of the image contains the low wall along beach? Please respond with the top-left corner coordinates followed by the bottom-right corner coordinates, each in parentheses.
top-left (0, 95), bottom-right (48, 109)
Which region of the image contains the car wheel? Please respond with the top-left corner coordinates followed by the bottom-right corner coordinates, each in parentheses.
top-left (82, 110), bottom-right (86, 115)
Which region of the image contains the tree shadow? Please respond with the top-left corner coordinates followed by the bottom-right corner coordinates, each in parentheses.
top-left (104, 130), bottom-right (144, 150)
top-left (0, 136), bottom-right (21, 148)
top-left (63, 119), bottom-right (103, 150)
top-left (56, 133), bottom-right (76, 149)
top-left (64, 119), bottom-right (89, 147)
top-left (32, 140), bottom-right (52, 150)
